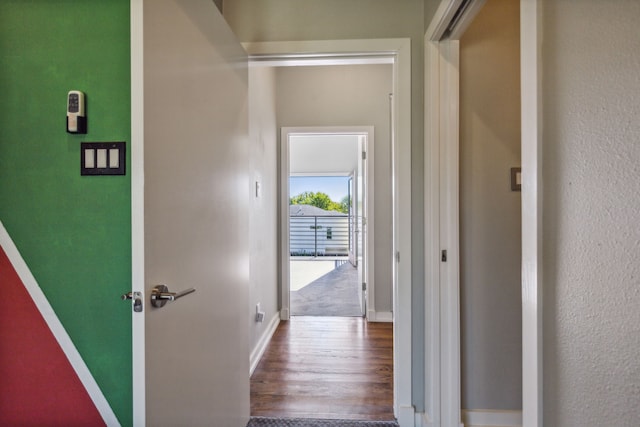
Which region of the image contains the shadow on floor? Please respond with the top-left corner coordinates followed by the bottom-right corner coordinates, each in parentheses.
top-left (290, 262), bottom-right (361, 317)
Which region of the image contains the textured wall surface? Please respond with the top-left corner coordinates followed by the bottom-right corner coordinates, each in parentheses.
top-left (542, 0), bottom-right (640, 424)
top-left (0, 1), bottom-right (132, 425)
top-left (460, 0), bottom-right (522, 410)
top-left (0, 246), bottom-right (106, 426)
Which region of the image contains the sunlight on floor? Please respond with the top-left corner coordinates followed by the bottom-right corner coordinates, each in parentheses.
top-left (289, 260), bottom-right (336, 291)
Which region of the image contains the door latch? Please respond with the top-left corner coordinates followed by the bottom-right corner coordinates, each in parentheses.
top-left (121, 291), bottom-right (143, 312)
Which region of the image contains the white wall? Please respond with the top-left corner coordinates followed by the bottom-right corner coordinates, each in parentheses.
top-left (224, 0), bottom-right (427, 408)
top-left (224, 0), bottom-right (426, 317)
top-left (541, 0), bottom-right (640, 424)
top-left (276, 64), bottom-right (394, 313)
top-left (459, 0), bottom-right (522, 411)
top-left (248, 66), bottom-right (279, 355)
top-left (424, 0), bottom-right (439, 32)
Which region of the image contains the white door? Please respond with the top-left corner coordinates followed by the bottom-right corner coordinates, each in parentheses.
top-left (133, 1), bottom-right (249, 425)
top-left (348, 174), bottom-right (357, 267)
top-left (349, 135), bottom-right (368, 316)
top-left (356, 135), bottom-right (367, 315)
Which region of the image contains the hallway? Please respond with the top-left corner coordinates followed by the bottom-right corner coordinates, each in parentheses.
top-left (251, 317), bottom-right (394, 420)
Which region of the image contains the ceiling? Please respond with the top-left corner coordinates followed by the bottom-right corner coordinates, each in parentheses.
top-left (289, 134), bottom-right (359, 176)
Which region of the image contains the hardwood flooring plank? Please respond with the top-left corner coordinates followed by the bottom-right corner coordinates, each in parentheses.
top-left (250, 316), bottom-right (394, 421)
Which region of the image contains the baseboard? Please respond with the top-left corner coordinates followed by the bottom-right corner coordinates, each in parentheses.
top-left (397, 404), bottom-right (416, 427)
top-left (249, 311), bottom-right (280, 375)
top-left (462, 410), bottom-right (522, 427)
top-left (415, 411), bottom-right (432, 427)
top-left (367, 310), bottom-right (393, 322)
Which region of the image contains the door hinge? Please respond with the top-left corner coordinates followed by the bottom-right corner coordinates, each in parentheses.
top-left (362, 151), bottom-right (367, 160)
top-left (441, 249), bottom-right (447, 262)
top-left (362, 282), bottom-right (367, 291)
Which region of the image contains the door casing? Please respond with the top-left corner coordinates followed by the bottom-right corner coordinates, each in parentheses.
top-left (423, 1), bottom-right (541, 426)
top-left (519, 1), bottom-right (543, 425)
top-left (130, 1), bottom-right (144, 425)
top-left (281, 127), bottom-right (373, 320)
top-left (246, 39), bottom-right (413, 422)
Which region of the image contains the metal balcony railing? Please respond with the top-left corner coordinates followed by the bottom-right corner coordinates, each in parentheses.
top-left (290, 215), bottom-right (350, 257)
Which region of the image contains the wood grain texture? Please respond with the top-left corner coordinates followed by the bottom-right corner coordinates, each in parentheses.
top-left (251, 316), bottom-right (394, 420)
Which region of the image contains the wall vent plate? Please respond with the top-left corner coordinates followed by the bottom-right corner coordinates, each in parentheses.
top-left (81, 142), bottom-right (126, 176)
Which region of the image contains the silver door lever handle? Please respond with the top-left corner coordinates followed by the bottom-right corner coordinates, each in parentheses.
top-left (150, 284), bottom-right (196, 308)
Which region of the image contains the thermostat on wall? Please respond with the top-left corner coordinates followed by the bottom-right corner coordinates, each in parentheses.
top-left (67, 90), bottom-right (87, 134)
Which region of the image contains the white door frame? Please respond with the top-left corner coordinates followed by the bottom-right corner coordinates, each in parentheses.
top-left (423, 36), bottom-right (461, 427)
top-left (519, 1), bottom-right (543, 426)
top-left (424, 1), bottom-right (541, 426)
top-left (245, 38), bottom-right (412, 421)
top-left (280, 127), bottom-right (374, 320)
top-left (424, 3), bottom-right (485, 424)
top-left (356, 134), bottom-right (368, 316)
top-left (130, 1), bottom-right (145, 425)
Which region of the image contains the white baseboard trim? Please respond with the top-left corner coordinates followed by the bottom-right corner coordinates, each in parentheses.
top-left (249, 311), bottom-right (280, 376)
top-left (415, 411), bottom-right (433, 427)
top-left (368, 310), bottom-right (393, 322)
top-left (462, 410), bottom-right (522, 427)
top-left (397, 404), bottom-right (416, 427)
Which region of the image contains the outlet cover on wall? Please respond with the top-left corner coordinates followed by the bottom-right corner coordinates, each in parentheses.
top-left (255, 302), bottom-right (265, 322)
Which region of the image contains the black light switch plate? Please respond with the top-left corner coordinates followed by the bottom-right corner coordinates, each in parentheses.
top-left (81, 142), bottom-right (126, 176)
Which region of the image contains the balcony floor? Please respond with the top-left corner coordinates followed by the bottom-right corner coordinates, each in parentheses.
top-left (290, 261), bottom-right (361, 317)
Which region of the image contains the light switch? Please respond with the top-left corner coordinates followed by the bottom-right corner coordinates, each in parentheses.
top-left (97, 149), bottom-right (107, 168)
top-left (84, 149), bottom-right (95, 168)
top-left (81, 142), bottom-right (126, 176)
top-left (109, 149), bottom-right (119, 168)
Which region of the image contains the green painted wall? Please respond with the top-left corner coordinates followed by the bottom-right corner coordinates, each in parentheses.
top-left (0, 1), bottom-right (132, 425)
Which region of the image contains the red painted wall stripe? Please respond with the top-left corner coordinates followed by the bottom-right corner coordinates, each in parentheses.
top-left (0, 246), bottom-right (105, 427)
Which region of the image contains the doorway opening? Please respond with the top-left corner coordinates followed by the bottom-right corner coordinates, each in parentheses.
top-left (287, 133), bottom-right (369, 318)
top-left (247, 38), bottom-right (411, 420)
top-left (281, 128), bottom-right (374, 321)
top-left (424, 0), bottom-right (526, 424)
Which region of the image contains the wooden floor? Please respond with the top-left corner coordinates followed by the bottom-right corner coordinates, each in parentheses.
top-left (250, 316), bottom-right (394, 420)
